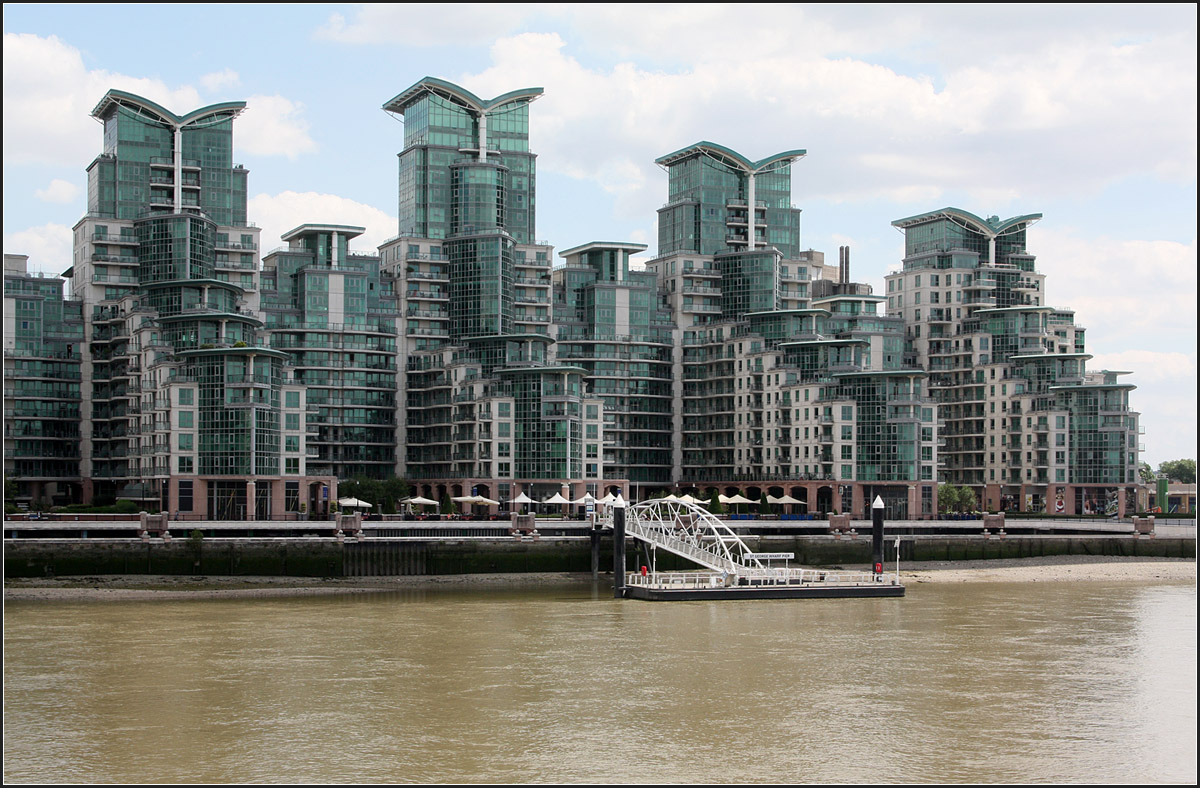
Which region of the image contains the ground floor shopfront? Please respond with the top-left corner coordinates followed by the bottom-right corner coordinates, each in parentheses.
top-left (162, 475), bottom-right (338, 520)
top-left (984, 483), bottom-right (1140, 517)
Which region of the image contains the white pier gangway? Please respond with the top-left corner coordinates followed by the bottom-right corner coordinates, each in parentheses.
top-left (606, 499), bottom-right (889, 587)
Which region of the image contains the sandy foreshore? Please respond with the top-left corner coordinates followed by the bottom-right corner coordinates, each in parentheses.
top-left (3, 555), bottom-right (1194, 602)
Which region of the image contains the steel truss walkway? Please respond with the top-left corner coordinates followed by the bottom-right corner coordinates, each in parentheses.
top-left (609, 499), bottom-right (880, 585)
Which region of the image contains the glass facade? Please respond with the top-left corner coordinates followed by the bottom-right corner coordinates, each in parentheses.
top-left (3, 256), bottom-right (85, 506)
top-left (56, 90), bottom-right (331, 516)
top-left (887, 209), bottom-right (1140, 512)
top-left (553, 244), bottom-right (674, 484)
top-left (261, 225), bottom-right (400, 481)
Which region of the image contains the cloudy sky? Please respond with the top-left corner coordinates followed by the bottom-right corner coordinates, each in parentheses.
top-left (3, 4), bottom-right (1195, 468)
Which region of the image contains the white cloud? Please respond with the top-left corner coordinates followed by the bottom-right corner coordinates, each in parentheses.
top-left (3, 33), bottom-right (202, 167)
top-left (2, 33), bottom-right (314, 167)
top-left (2, 223), bottom-right (73, 274)
top-left (249, 191), bottom-right (397, 254)
top-left (238, 95), bottom-right (318, 160)
top-left (1087, 350), bottom-right (1196, 385)
top-left (445, 15), bottom-right (1194, 223)
top-left (200, 68), bottom-right (240, 92)
top-left (1035, 232), bottom-right (1197, 352)
top-left (35, 179), bottom-right (80, 204)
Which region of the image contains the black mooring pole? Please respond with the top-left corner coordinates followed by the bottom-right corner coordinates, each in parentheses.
top-left (590, 518), bottom-right (601, 581)
top-left (871, 495), bottom-right (885, 578)
top-left (613, 499), bottom-right (626, 598)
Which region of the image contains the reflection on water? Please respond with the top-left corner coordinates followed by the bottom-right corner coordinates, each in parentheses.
top-left (4, 581), bottom-right (1195, 783)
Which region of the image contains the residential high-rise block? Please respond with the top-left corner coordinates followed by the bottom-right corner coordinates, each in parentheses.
top-left (644, 144), bottom-right (936, 517)
top-left (261, 224), bottom-right (401, 482)
top-left (552, 242), bottom-right (676, 488)
top-left (66, 90), bottom-right (326, 517)
top-left (3, 254), bottom-right (84, 507)
top-left (379, 78), bottom-right (604, 505)
top-left (887, 208), bottom-right (1141, 515)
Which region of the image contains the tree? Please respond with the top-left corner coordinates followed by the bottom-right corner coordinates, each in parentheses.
top-left (1139, 462), bottom-right (1157, 484)
top-left (382, 477), bottom-right (410, 514)
top-left (1158, 459), bottom-right (1196, 485)
top-left (958, 486), bottom-right (978, 513)
top-left (938, 483), bottom-right (961, 514)
top-left (708, 490), bottom-right (725, 515)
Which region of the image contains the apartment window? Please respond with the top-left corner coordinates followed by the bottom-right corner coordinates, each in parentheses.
top-left (178, 480), bottom-right (193, 511)
top-left (178, 411), bottom-right (193, 429)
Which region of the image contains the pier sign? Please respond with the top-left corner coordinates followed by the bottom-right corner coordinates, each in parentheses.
top-left (746, 552), bottom-right (795, 560)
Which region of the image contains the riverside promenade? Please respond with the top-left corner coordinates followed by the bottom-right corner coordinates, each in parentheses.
top-left (4, 513), bottom-right (1193, 579)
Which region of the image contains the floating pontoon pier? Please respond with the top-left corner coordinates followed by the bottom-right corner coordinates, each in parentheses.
top-left (609, 499), bottom-right (904, 600)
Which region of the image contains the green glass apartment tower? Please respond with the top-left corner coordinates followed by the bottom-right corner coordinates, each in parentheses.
top-left (3, 254), bottom-right (85, 507)
top-left (261, 224), bottom-right (400, 481)
top-left (553, 242), bottom-right (676, 487)
top-left (643, 144), bottom-right (935, 516)
top-left (651, 142), bottom-right (819, 327)
top-left (68, 90), bottom-right (322, 518)
top-left (380, 78), bottom-right (604, 505)
top-left (886, 208), bottom-right (1141, 515)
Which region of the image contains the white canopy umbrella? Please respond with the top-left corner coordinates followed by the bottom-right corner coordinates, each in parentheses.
top-left (512, 492), bottom-right (534, 504)
top-left (338, 497), bottom-right (372, 508)
top-left (598, 492), bottom-right (616, 505)
top-left (659, 493), bottom-right (681, 502)
top-left (722, 494), bottom-right (754, 505)
top-left (571, 493), bottom-right (596, 505)
top-left (407, 496), bottom-right (438, 506)
top-left (677, 494), bottom-right (708, 506)
top-left (452, 495), bottom-right (499, 506)
top-left (543, 493), bottom-right (570, 505)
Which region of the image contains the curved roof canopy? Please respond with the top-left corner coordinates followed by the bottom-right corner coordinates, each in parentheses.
top-left (281, 224), bottom-right (366, 242)
top-left (383, 76), bottom-right (543, 117)
top-left (655, 141), bottom-right (807, 174)
top-left (91, 89), bottom-right (246, 128)
top-left (891, 207), bottom-right (1042, 238)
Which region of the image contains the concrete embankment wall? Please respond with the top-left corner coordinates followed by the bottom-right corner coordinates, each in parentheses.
top-left (3, 535), bottom-right (1193, 579)
top-left (3, 537), bottom-right (603, 579)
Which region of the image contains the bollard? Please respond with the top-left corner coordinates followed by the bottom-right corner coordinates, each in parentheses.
top-left (613, 497), bottom-right (626, 598)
